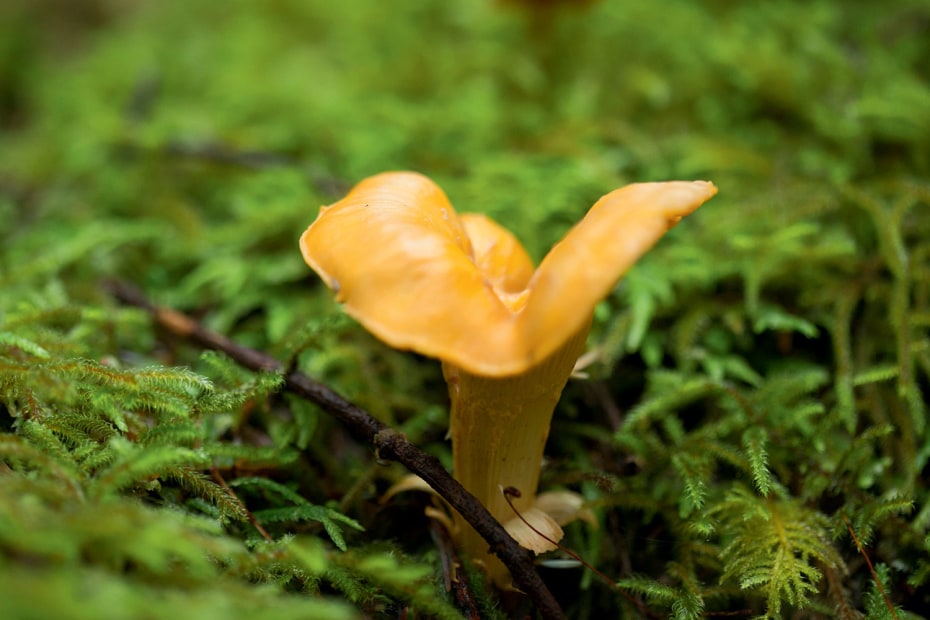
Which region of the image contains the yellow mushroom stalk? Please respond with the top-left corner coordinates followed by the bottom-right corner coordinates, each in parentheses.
top-left (300, 171), bottom-right (716, 586)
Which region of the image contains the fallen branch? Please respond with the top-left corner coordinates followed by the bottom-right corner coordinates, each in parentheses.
top-left (106, 280), bottom-right (566, 620)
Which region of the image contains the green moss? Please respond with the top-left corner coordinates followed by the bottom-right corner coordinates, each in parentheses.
top-left (2, 0), bottom-right (929, 617)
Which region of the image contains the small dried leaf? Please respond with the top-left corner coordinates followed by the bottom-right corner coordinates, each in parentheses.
top-left (503, 507), bottom-right (563, 554)
top-left (534, 490), bottom-right (598, 527)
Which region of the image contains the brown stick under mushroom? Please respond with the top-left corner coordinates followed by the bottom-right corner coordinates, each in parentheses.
top-left (105, 279), bottom-right (566, 620)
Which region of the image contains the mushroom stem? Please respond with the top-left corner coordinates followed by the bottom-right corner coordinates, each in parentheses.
top-left (443, 319), bottom-right (592, 587)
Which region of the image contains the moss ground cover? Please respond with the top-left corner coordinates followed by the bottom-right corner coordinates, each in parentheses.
top-left (1, 1), bottom-right (928, 617)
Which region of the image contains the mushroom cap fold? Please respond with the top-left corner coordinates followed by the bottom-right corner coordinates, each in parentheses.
top-left (458, 213), bottom-right (534, 311)
top-left (300, 171), bottom-right (716, 376)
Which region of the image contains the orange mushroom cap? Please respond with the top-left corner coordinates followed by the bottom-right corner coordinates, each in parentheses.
top-left (300, 171), bottom-right (716, 376)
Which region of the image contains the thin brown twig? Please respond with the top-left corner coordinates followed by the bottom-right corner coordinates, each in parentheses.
top-left (210, 465), bottom-right (274, 543)
top-left (842, 513), bottom-right (898, 620)
top-left (106, 279), bottom-right (566, 620)
top-left (430, 519), bottom-right (481, 620)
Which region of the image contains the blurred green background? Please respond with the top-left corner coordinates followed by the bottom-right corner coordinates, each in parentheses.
top-left (1, 1), bottom-right (928, 618)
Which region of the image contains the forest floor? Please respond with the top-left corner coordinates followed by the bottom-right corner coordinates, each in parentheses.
top-left (2, 1), bottom-right (929, 618)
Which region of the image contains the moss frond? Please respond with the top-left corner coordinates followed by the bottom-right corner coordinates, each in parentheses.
top-left (616, 575), bottom-right (704, 620)
top-left (325, 543), bottom-right (464, 620)
top-left (230, 477), bottom-right (363, 551)
top-left (710, 486), bottom-right (843, 618)
top-left (741, 427), bottom-right (775, 497)
top-left (89, 441), bottom-right (211, 498)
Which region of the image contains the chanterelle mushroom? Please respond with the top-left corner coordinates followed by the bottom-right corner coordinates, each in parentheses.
top-left (300, 171), bottom-right (716, 586)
